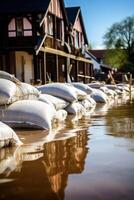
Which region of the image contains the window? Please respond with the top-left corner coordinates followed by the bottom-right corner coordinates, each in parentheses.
top-left (16, 17), bottom-right (23, 36)
top-left (47, 14), bottom-right (54, 36)
top-left (75, 31), bottom-right (79, 48)
top-left (56, 18), bottom-right (62, 40)
top-left (8, 17), bottom-right (32, 37)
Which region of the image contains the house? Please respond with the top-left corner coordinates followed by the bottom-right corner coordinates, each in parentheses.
top-left (89, 49), bottom-right (113, 74)
top-left (0, 0), bottom-right (93, 84)
top-left (85, 51), bottom-right (100, 71)
top-left (66, 6), bottom-right (94, 83)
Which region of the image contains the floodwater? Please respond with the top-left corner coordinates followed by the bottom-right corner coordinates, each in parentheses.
top-left (0, 100), bottom-right (134, 200)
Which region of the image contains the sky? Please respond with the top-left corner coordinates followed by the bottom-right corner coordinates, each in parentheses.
top-left (65, 0), bottom-right (134, 49)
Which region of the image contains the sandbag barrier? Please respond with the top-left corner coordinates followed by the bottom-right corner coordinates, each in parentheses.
top-left (0, 70), bottom-right (134, 149)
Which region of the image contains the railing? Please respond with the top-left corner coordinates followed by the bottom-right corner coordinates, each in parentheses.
top-left (45, 36), bottom-right (85, 57)
top-left (77, 74), bottom-right (95, 83)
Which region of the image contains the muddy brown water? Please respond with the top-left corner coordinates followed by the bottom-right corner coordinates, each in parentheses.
top-left (0, 99), bottom-right (134, 200)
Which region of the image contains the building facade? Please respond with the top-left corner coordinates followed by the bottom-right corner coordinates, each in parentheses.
top-left (0, 0), bottom-right (93, 84)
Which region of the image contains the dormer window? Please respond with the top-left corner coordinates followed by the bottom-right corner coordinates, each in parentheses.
top-left (16, 17), bottom-right (23, 36)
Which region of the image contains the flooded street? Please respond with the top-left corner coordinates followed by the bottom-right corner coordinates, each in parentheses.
top-left (0, 100), bottom-right (134, 200)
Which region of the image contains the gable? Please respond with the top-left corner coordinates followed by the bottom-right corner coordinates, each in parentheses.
top-left (48, 0), bottom-right (63, 18)
top-left (74, 15), bottom-right (82, 32)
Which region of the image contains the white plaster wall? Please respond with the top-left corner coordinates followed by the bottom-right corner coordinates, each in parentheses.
top-left (8, 18), bottom-right (16, 30)
top-left (85, 52), bottom-right (100, 70)
top-left (8, 18), bottom-right (16, 37)
top-left (92, 59), bottom-right (100, 70)
top-left (23, 18), bottom-right (32, 29)
top-left (15, 52), bottom-right (34, 83)
top-left (74, 17), bottom-right (82, 32)
top-left (23, 17), bottom-right (32, 36)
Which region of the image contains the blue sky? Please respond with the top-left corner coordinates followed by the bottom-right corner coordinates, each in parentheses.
top-left (65, 0), bottom-right (134, 49)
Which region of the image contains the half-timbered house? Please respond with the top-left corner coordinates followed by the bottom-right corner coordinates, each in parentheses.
top-left (66, 6), bottom-right (94, 83)
top-left (0, 0), bottom-right (93, 84)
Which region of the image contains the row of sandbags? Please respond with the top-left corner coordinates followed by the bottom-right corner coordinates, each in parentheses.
top-left (0, 72), bottom-right (95, 131)
top-left (0, 71), bottom-right (132, 133)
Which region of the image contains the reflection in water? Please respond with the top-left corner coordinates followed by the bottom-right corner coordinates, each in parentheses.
top-left (0, 130), bottom-right (89, 200)
top-left (106, 101), bottom-right (134, 137)
top-left (43, 131), bottom-right (88, 199)
top-left (0, 99), bottom-right (134, 200)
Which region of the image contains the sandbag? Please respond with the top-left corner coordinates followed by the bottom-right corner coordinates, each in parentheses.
top-left (54, 109), bottom-right (68, 122)
top-left (100, 86), bottom-right (117, 97)
top-left (72, 86), bottom-right (87, 100)
top-left (17, 82), bottom-right (40, 100)
top-left (37, 83), bottom-right (78, 102)
top-left (88, 82), bottom-right (104, 89)
top-left (0, 79), bottom-right (17, 105)
top-left (86, 95), bottom-right (96, 107)
top-left (107, 85), bottom-right (123, 95)
top-left (72, 82), bottom-right (93, 94)
top-left (0, 100), bottom-right (56, 130)
top-left (90, 89), bottom-right (108, 103)
top-left (65, 102), bottom-right (86, 115)
top-left (80, 99), bottom-right (93, 111)
top-left (117, 83), bottom-right (130, 92)
top-left (39, 94), bottom-right (68, 110)
top-left (0, 70), bottom-right (21, 84)
top-left (0, 121), bottom-right (22, 148)
top-left (106, 84), bottom-right (117, 90)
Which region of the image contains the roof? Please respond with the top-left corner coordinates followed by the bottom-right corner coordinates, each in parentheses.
top-left (65, 6), bottom-right (88, 45)
top-left (86, 51), bottom-right (99, 63)
top-left (101, 64), bottom-right (112, 70)
top-left (89, 50), bottom-right (107, 60)
top-left (0, 0), bottom-right (51, 14)
top-left (65, 7), bottom-right (80, 26)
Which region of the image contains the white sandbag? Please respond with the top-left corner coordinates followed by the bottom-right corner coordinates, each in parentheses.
top-left (71, 82), bottom-right (93, 94)
top-left (54, 109), bottom-right (68, 122)
top-left (106, 84), bottom-right (117, 90)
top-left (100, 86), bottom-right (117, 97)
top-left (0, 70), bottom-right (21, 84)
top-left (86, 95), bottom-right (96, 107)
top-left (37, 83), bottom-right (78, 102)
top-left (0, 79), bottom-right (17, 105)
top-left (117, 83), bottom-right (130, 92)
top-left (65, 102), bottom-right (86, 115)
top-left (39, 94), bottom-right (68, 110)
top-left (72, 87), bottom-right (87, 100)
top-left (115, 89), bottom-right (124, 95)
top-left (0, 100), bottom-right (56, 130)
top-left (117, 85), bottom-right (129, 94)
top-left (0, 121), bottom-right (22, 148)
top-left (88, 82), bottom-right (104, 89)
top-left (90, 89), bottom-right (108, 103)
top-left (17, 82), bottom-right (40, 100)
top-left (107, 84), bottom-right (123, 95)
top-left (80, 99), bottom-right (93, 111)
